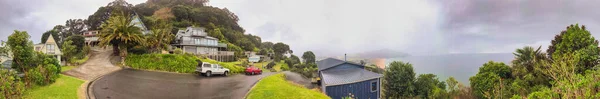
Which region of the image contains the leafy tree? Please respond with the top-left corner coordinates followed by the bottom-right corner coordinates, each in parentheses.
top-left (51, 25), bottom-right (68, 42)
top-left (302, 51), bottom-right (316, 64)
top-left (98, 12), bottom-right (145, 63)
top-left (65, 35), bottom-right (86, 54)
top-left (41, 30), bottom-right (60, 45)
top-left (414, 74), bottom-right (446, 98)
top-left (272, 42), bottom-right (290, 61)
top-left (446, 76), bottom-right (458, 93)
top-left (469, 72), bottom-right (502, 99)
top-left (65, 19), bottom-right (87, 35)
top-left (383, 61), bottom-right (416, 98)
top-left (478, 61), bottom-right (512, 79)
top-left (535, 53), bottom-right (600, 98)
top-left (547, 24), bottom-right (600, 73)
top-left (261, 42), bottom-right (274, 49)
top-left (147, 20), bottom-right (174, 53)
top-left (61, 40), bottom-right (77, 63)
top-left (286, 55), bottom-right (300, 67)
top-left (7, 30), bottom-right (36, 75)
top-left (87, 0), bottom-right (134, 30)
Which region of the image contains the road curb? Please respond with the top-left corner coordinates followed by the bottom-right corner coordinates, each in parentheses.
top-left (86, 68), bottom-right (122, 99)
top-left (243, 72), bottom-right (282, 99)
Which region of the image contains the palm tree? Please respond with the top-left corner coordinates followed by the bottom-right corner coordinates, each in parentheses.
top-left (147, 20), bottom-right (174, 53)
top-left (98, 12), bottom-right (145, 63)
top-left (511, 46), bottom-right (550, 86)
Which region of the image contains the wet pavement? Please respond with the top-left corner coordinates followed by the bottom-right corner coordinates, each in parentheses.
top-left (92, 69), bottom-right (276, 99)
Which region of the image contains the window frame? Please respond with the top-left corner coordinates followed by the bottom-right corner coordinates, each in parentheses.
top-left (370, 80), bottom-right (378, 92)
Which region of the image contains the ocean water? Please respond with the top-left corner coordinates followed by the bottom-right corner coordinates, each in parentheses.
top-left (386, 53), bottom-right (514, 86)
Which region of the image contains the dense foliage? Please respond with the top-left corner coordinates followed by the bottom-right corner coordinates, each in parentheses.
top-left (126, 54), bottom-right (198, 73)
top-left (302, 51), bottom-right (316, 64)
top-left (466, 24), bottom-right (600, 98)
top-left (6, 31), bottom-right (61, 90)
top-left (0, 70), bottom-right (25, 99)
top-left (383, 61), bottom-right (416, 98)
top-left (547, 24), bottom-right (600, 73)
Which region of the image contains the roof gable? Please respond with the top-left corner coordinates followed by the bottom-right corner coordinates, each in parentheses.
top-left (46, 35), bottom-right (56, 44)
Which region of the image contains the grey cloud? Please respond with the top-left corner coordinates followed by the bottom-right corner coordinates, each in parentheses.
top-left (0, 0), bottom-right (48, 43)
top-left (436, 0), bottom-right (600, 53)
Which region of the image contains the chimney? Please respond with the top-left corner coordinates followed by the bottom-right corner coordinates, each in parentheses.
top-left (344, 54), bottom-right (347, 61)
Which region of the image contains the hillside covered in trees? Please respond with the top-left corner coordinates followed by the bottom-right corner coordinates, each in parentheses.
top-left (82, 0), bottom-right (286, 59)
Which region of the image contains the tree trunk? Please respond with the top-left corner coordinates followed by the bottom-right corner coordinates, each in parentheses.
top-left (120, 46), bottom-right (128, 66)
top-left (113, 44), bottom-right (119, 56)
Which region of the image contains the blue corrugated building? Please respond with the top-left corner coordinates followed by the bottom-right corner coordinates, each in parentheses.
top-left (318, 58), bottom-right (383, 99)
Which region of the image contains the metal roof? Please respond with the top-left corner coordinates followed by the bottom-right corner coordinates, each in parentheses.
top-left (321, 68), bottom-right (383, 86)
top-left (317, 58), bottom-right (347, 71)
top-left (317, 58), bottom-right (366, 71)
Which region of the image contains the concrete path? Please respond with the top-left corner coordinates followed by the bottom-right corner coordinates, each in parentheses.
top-left (63, 47), bottom-right (121, 80)
top-left (283, 71), bottom-right (317, 89)
top-left (92, 69), bottom-right (277, 99)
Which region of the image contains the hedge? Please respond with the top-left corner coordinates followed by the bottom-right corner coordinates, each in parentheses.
top-left (126, 54), bottom-right (198, 73)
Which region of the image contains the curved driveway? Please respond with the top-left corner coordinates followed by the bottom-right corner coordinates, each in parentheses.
top-left (92, 69), bottom-right (276, 99)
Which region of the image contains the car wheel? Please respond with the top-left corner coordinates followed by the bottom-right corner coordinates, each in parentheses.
top-left (206, 71), bottom-right (211, 77)
top-left (224, 71), bottom-right (228, 76)
top-left (251, 72), bottom-right (255, 75)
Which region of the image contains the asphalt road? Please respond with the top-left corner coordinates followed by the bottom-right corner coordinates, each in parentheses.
top-left (92, 69), bottom-right (276, 99)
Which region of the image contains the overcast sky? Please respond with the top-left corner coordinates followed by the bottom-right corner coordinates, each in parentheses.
top-left (1, 0), bottom-right (599, 57)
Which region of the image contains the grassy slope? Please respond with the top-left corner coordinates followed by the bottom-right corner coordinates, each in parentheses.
top-left (247, 73), bottom-right (330, 99)
top-left (23, 74), bottom-right (85, 99)
top-left (272, 61), bottom-right (288, 72)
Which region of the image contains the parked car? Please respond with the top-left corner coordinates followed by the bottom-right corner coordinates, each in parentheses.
top-left (196, 62), bottom-right (230, 77)
top-left (245, 66), bottom-right (262, 75)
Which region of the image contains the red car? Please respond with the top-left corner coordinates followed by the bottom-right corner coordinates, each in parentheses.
top-left (245, 66), bottom-right (262, 75)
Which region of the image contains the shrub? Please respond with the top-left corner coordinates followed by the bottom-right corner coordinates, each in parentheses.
top-left (0, 70), bottom-right (25, 99)
top-left (174, 48), bottom-right (183, 54)
top-left (266, 62), bottom-right (276, 69)
top-left (126, 54), bottom-right (198, 73)
top-left (27, 57), bottom-right (61, 86)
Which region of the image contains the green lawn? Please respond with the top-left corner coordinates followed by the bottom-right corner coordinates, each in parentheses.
top-left (23, 74), bottom-right (85, 99)
top-left (247, 73), bottom-right (330, 99)
top-left (61, 66), bottom-right (77, 72)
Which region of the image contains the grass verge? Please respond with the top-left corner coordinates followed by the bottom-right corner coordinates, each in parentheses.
top-left (23, 74), bottom-right (85, 99)
top-left (247, 73), bottom-right (329, 99)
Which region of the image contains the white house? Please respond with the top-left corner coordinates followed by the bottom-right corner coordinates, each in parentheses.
top-left (34, 35), bottom-right (62, 64)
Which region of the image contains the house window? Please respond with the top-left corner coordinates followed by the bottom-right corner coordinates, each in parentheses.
top-left (371, 81), bottom-right (378, 92)
top-left (46, 45), bottom-right (55, 54)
